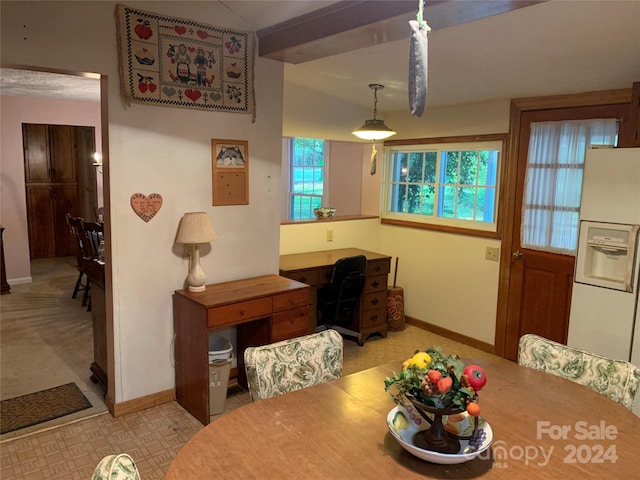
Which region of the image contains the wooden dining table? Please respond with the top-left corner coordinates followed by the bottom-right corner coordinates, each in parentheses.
top-left (165, 355), bottom-right (640, 479)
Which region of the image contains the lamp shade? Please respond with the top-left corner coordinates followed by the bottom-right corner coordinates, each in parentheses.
top-left (175, 212), bottom-right (218, 244)
top-left (352, 119), bottom-right (397, 140)
top-left (352, 83), bottom-right (397, 141)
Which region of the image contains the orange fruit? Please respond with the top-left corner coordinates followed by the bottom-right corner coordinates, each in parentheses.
top-left (466, 402), bottom-right (481, 417)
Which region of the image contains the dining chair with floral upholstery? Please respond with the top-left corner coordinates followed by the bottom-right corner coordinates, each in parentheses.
top-left (244, 329), bottom-right (343, 401)
top-left (92, 453), bottom-right (140, 480)
top-left (518, 333), bottom-right (640, 410)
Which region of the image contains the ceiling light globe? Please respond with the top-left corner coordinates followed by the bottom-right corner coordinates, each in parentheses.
top-left (352, 119), bottom-right (397, 140)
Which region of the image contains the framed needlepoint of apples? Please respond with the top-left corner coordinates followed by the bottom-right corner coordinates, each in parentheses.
top-left (211, 139), bottom-right (249, 206)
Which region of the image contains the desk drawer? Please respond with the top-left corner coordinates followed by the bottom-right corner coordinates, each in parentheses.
top-left (273, 289), bottom-right (309, 312)
top-left (364, 274), bottom-right (387, 294)
top-left (283, 267), bottom-right (332, 286)
top-left (367, 258), bottom-right (391, 276)
top-left (362, 290), bottom-right (387, 312)
top-left (272, 306), bottom-right (310, 341)
top-left (208, 297), bottom-right (272, 328)
top-left (361, 307), bottom-right (387, 329)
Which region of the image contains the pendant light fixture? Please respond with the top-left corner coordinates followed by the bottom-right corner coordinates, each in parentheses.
top-left (352, 84), bottom-right (397, 141)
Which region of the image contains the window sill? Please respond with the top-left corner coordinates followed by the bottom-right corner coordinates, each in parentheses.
top-left (281, 215), bottom-right (379, 226)
top-left (381, 218), bottom-right (500, 239)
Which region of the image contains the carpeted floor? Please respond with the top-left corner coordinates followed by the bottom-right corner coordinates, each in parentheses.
top-left (0, 257), bottom-right (108, 441)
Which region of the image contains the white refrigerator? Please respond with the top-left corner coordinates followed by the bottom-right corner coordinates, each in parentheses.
top-left (567, 147), bottom-right (640, 414)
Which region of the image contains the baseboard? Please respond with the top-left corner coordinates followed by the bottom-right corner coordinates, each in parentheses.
top-left (112, 389), bottom-right (175, 417)
top-left (405, 316), bottom-right (496, 355)
top-left (8, 276), bottom-right (32, 285)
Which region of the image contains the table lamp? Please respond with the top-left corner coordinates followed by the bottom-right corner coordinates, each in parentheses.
top-left (176, 212), bottom-right (218, 292)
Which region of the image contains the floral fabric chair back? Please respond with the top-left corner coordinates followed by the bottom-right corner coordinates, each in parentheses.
top-left (244, 329), bottom-right (343, 401)
top-left (92, 454), bottom-right (140, 480)
top-left (518, 333), bottom-right (640, 410)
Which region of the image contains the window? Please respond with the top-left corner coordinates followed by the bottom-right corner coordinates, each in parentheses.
top-left (521, 118), bottom-right (618, 254)
top-left (287, 137), bottom-right (326, 220)
top-left (383, 139), bottom-right (502, 232)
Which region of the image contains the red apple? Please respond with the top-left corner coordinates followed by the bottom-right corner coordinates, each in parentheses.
top-left (463, 365), bottom-right (487, 391)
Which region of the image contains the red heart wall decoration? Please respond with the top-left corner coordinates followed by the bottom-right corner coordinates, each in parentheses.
top-left (174, 25), bottom-right (186, 35)
top-left (130, 193), bottom-right (163, 222)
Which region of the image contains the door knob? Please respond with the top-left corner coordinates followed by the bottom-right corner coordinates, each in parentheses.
top-left (512, 250), bottom-right (523, 259)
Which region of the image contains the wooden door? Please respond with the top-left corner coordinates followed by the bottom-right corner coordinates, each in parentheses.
top-left (23, 124), bottom-right (51, 182)
top-left (75, 126), bottom-right (97, 220)
top-left (53, 185), bottom-right (78, 257)
top-left (25, 186), bottom-right (55, 258)
top-left (49, 125), bottom-right (77, 182)
top-left (502, 104), bottom-right (631, 360)
top-left (23, 123), bottom-right (90, 259)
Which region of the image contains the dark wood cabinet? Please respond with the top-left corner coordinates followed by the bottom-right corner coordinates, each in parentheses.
top-left (22, 123), bottom-right (94, 259)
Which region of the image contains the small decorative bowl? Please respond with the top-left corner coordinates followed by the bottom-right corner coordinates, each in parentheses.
top-left (313, 207), bottom-right (336, 219)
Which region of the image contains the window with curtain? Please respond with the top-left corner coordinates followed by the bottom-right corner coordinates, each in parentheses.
top-left (521, 119), bottom-right (618, 255)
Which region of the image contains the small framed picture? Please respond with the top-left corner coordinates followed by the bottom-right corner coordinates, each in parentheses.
top-left (211, 139), bottom-right (249, 205)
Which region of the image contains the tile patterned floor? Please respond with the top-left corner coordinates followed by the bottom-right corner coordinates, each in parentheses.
top-left (1, 257), bottom-right (496, 479)
top-left (0, 325), bottom-right (495, 479)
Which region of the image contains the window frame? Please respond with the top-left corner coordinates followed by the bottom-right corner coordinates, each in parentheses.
top-left (381, 134), bottom-right (507, 239)
top-left (285, 137), bottom-right (329, 221)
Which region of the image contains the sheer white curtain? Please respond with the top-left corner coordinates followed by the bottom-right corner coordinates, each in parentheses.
top-left (521, 119), bottom-right (618, 255)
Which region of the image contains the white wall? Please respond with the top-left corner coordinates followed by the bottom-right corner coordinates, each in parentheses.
top-left (0, 95), bottom-right (102, 282)
top-left (1, 1), bottom-right (284, 403)
top-left (283, 81), bottom-right (370, 142)
top-left (327, 141), bottom-right (363, 215)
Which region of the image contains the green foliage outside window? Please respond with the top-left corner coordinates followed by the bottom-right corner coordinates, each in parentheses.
top-left (388, 146), bottom-right (499, 226)
top-left (289, 138), bottom-right (325, 220)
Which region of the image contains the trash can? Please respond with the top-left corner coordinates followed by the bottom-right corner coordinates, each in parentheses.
top-left (208, 335), bottom-right (233, 415)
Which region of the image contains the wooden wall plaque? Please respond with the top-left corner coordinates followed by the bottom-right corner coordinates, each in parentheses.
top-left (212, 139), bottom-right (249, 205)
top-left (130, 193), bottom-right (163, 222)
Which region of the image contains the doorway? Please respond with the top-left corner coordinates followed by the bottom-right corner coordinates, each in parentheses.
top-left (495, 89), bottom-right (637, 360)
top-left (0, 65), bottom-right (111, 424)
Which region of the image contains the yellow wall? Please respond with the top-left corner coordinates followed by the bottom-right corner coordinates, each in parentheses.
top-left (281, 98), bottom-right (511, 346)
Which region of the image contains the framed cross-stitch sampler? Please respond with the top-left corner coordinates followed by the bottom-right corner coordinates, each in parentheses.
top-left (211, 139), bottom-right (249, 205)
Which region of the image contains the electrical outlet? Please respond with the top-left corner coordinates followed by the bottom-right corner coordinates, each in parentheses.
top-left (327, 229), bottom-right (333, 242)
top-left (485, 246), bottom-right (499, 261)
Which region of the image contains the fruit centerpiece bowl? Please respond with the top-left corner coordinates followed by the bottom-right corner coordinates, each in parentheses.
top-left (384, 347), bottom-right (488, 455)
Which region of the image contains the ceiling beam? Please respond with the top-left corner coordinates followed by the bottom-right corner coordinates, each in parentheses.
top-left (257, 0), bottom-right (547, 64)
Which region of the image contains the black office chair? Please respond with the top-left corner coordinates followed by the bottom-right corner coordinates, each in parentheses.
top-left (316, 255), bottom-right (367, 346)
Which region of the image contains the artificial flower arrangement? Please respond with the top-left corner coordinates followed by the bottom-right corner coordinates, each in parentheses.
top-left (384, 346), bottom-right (487, 416)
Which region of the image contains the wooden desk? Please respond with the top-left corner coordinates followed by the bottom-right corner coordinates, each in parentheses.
top-left (166, 356), bottom-right (640, 479)
top-left (280, 248), bottom-right (391, 344)
top-left (173, 274), bottom-right (310, 425)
